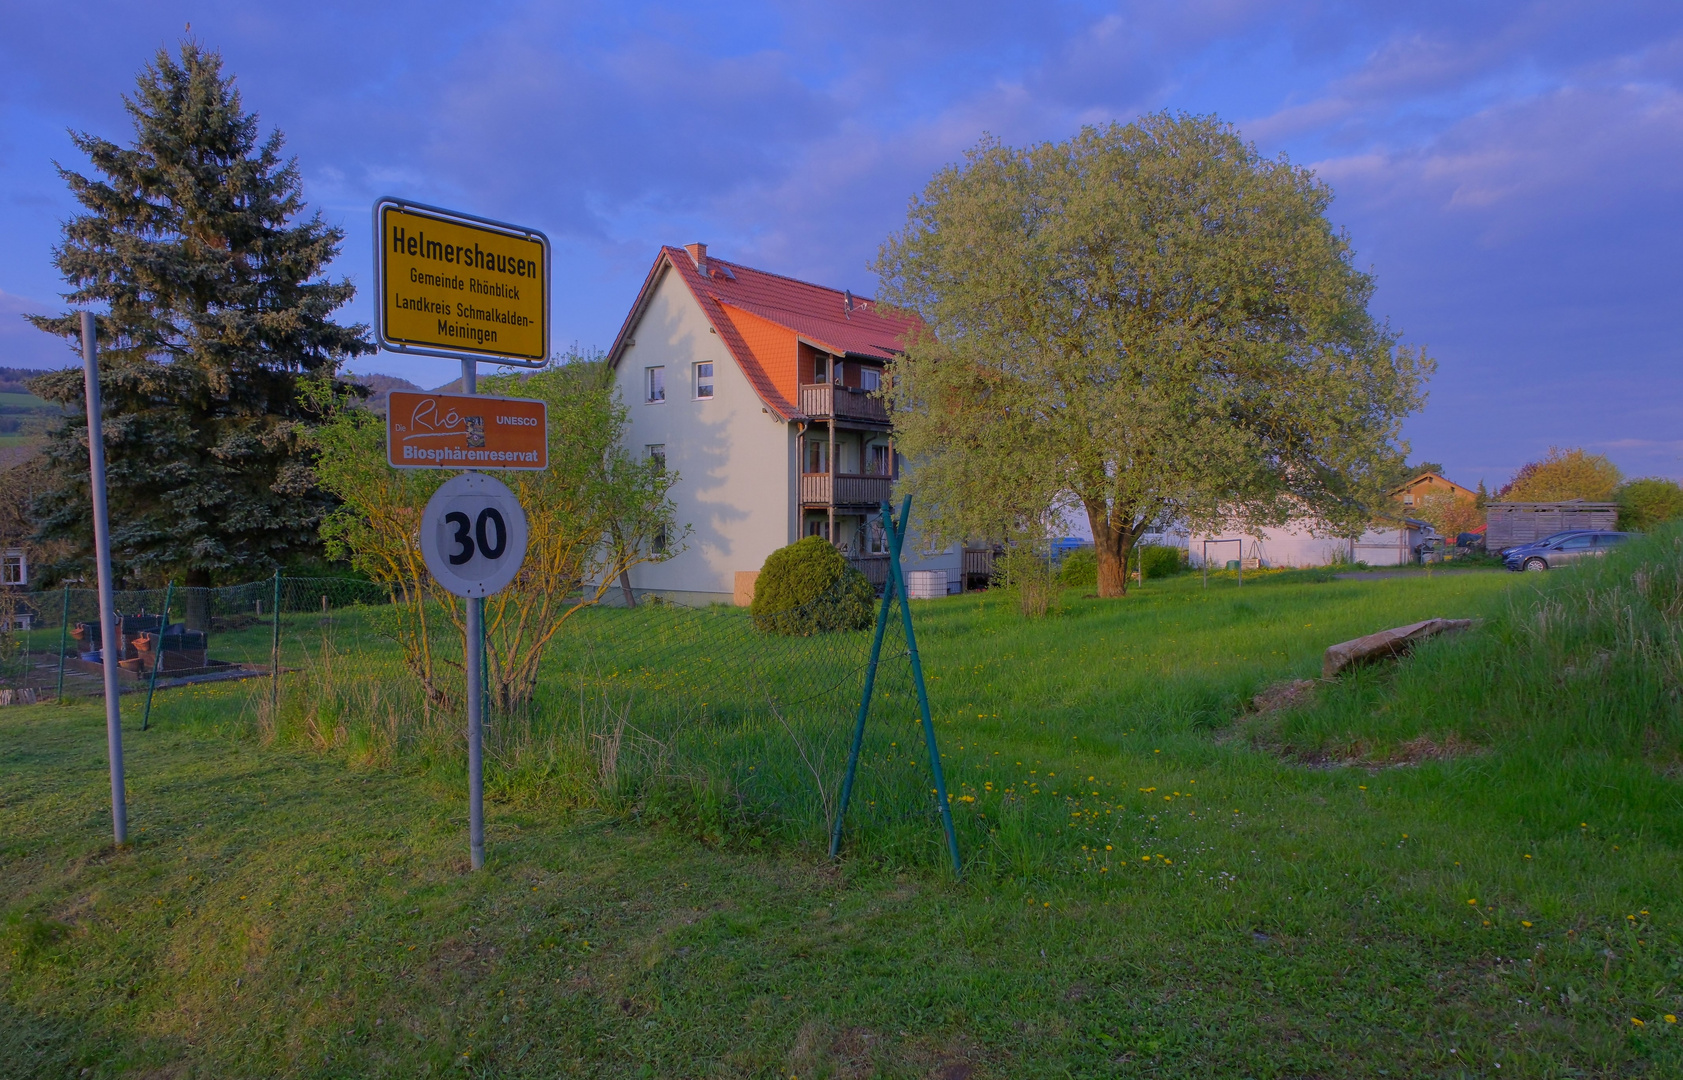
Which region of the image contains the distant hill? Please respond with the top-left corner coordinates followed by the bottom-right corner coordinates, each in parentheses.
top-left (346, 372), bottom-right (424, 415)
top-left (0, 368), bottom-right (70, 469)
top-left (0, 366), bottom-right (67, 396)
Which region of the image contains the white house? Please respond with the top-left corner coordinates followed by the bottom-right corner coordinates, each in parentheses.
top-left (1188, 517), bottom-right (1435, 569)
top-left (1, 549), bottom-right (23, 588)
top-left (605, 244), bottom-right (964, 605)
top-left (2, 548), bottom-right (28, 631)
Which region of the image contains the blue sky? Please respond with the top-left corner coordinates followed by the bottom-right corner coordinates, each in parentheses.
top-left (2, 1), bottom-right (1680, 489)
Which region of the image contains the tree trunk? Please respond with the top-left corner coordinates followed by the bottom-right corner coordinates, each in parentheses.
top-left (1088, 503), bottom-right (1133, 598)
top-left (183, 567), bottom-right (212, 631)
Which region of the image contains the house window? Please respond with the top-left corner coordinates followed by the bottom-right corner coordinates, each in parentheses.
top-left (806, 518), bottom-right (828, 539)
top-left (832, 359), bottom-right (845, 385)
top-left (812, 354), bottom-right (829, 384)
top-left (867, 520), bottom-right (888, 555)
top-left (860, 367), bottom-right (881, 392)
top-left (868, 444), bottom-right (891, 477)
top-left (694, 362), bottom-right (713, 399)
top-left (1, 552), bottom-right (23, 586)
top-left (645, 366), bottom-right (665, 402)
top-left (646, 444), bottom-right (665, 471)
top-left (1402, 494), bottom-right (1415, 505)
top-left (805, 439), bottom-right (829, 474)
top-left (652, 525), bottom-right (668, 554)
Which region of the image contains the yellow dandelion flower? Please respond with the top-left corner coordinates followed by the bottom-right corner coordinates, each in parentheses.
top-left (1630, 1017), bottom-right (1645, 1026)
top-left (1467, 899), bottom-right (1477, 906)
top-left (1521, 921), bottom-right (1533, 928)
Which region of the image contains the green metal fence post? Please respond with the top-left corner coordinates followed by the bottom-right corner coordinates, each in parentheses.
top-left (55, 586), bottom-right (69, 702)
top-left (884, 495), bottom-right (963, 877)
top-left (141, 580), bottom-right (174, 730)
top-left (829, 501), bottom-right (901, 859)
top-left (270, 571), bottom-right (281, 717)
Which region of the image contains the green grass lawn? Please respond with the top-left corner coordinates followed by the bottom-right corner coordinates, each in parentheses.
top-left (4, 564), bottom-right (1681, 1077)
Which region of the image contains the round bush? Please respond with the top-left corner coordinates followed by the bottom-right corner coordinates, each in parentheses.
top-left (1139, 544), bottom-right (1187, 577)
top-left (1055, 547), bottom-right (1097, 588)
top-left (751, 536), bottom-right (877, 635)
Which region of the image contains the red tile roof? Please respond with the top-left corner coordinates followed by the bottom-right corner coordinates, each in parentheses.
top-left (607, 246), bottom-right (924, 420)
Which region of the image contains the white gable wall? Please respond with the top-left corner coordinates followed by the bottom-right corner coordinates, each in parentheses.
top-left (1187, 520), bottom-right (1427, 568)
top-left (613, 267), bottom-right (795, 602)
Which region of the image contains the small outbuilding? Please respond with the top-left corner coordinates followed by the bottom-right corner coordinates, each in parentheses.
top-left (1188, 517), bottom-right (1435, 569)
top-left (1485, 501), bottom-right (1617, 552)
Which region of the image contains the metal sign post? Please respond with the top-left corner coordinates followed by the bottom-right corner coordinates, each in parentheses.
top-left (375, 197), bottom-right (548, 872)
top-left (81, 312), bottom-right (127, 846)
top-left (463, 359), bottom-right (483, 873)
top-left (418, 454), bottom-right (531, 872)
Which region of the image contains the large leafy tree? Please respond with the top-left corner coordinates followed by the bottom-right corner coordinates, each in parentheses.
top-left (875, 114), bottom-right (1432, 597)
top-left (26, 43), bottom-right (370, 592)
top-left (1497, 447), bottom-right (1622, 502)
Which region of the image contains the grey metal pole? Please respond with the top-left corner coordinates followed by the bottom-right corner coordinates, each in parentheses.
top-left (461, 358), bottom-right (485, 871)
top-left (82, 312), bottom-right (126, 846)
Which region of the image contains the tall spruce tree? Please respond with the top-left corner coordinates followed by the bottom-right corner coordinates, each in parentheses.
top-left (27, 42), bottom-right (370, 596)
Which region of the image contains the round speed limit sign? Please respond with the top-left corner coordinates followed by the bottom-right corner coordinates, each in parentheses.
top-left (420, 473), bottom-right (530, 597)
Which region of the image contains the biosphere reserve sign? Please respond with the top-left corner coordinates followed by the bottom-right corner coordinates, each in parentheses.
top-left (387, 390), bottom-right (548, 471)
top-left (374, 198), bottom-right (550, 365)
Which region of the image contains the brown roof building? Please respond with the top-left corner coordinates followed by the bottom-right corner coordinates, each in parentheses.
top-left (1390, 471), bottom-right (1477, 509)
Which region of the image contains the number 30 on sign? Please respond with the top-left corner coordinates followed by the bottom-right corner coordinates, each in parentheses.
top-left (420, 473), bottom-right (530, 598)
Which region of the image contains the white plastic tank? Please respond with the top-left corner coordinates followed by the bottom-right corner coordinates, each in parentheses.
top-left (907, 570), bottom-right (948, 599)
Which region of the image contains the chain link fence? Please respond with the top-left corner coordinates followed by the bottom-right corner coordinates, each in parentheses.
top-left (1, 574), bottom-right (957, 860)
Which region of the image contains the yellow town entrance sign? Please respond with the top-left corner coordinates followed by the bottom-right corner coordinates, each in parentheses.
top-left (374, 199), bottom-right (550, 366)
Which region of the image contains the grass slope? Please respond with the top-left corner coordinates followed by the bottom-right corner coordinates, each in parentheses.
top-left (3, 564), bottom-right (1681, 1077)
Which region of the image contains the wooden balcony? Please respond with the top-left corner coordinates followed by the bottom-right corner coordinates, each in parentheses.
top-left (963, 547), bottom-right (995, 579)
top-left (800, 472), bottom-right (894, 507)
top-left (799, 382), bottom-right (889, 425)
top-left (848, 555), bottom-right (890, 588)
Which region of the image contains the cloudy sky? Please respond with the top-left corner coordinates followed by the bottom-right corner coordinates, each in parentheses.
top-left (2, 1), bottom-right (1680, 489)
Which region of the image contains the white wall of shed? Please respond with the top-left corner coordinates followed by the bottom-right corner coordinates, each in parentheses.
top-left (1187, 521), bottom-right (1422, 568)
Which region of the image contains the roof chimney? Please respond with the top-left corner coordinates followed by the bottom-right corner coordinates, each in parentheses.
top-left (685, 243), bottom-right (707, 274)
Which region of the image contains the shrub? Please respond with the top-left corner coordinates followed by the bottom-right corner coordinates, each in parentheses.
top-left (751, 537), bottom-right (876, 635)
top-left (1056, 547), bottom-right (1097, 588)
top-left (994, 544), bottom-right (1056, 618)
top-left (1617, 478), bottom-right (1683, 532)
top-left (1139, 544), bottom-right (1187, 578)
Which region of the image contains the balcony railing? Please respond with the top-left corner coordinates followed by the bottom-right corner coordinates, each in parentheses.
top-left (848, 555), bottom-right (890, 588)
top-left (963, 547), bottom-right (995, 579)
top-left (799, 382), bottom-right (889, 424)
top-left (799, 472), bottom-right (894, 506)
